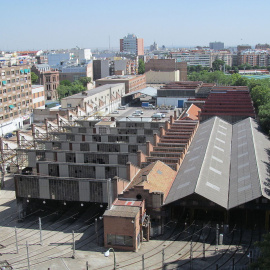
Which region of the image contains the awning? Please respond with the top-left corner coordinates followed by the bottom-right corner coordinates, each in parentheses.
top-left (2, 80), bottom-right (7, 85)
top-left (20, 70), bottom-right (24, 74)
top-left (24, 69), bottom-right (29, 73)
top-left (9, 105), bottom-right (15, 109)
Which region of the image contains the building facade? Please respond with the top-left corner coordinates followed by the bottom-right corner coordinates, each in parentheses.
top-left (31, 85), bottom-right (45, 109)
top-left (31, 64), bottom-right (60, 101)
top-left (96, 75), bottom-right (146, 94)
top-left (0, 65), bottom-right (32, 134)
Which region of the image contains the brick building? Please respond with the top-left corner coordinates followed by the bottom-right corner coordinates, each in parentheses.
top-left (103, 199), bottom-right (148, 251)
top-left (96, 75), bottom-right (146, 94)
top-left (31, 64), bottom-right (59, 101)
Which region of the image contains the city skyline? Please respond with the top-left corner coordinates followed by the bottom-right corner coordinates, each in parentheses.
top-left (2, 0), bottom-right (270, 51)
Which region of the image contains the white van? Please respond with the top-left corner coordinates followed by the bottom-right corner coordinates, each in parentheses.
top-left (152, 113), bottom-right (163, 120)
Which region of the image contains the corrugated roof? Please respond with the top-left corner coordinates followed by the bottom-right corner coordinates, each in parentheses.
top-left (165, 116), bottom-right (270, 210)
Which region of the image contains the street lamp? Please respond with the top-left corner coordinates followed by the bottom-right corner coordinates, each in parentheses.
top-left (104, 247), bottom-right (116, 270)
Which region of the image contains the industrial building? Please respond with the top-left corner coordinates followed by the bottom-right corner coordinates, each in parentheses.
top-left (3, 81), bottom-right (269, 253)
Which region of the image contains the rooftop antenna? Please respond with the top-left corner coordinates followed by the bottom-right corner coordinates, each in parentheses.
top-left (109, 36), bottom-right (111, 51)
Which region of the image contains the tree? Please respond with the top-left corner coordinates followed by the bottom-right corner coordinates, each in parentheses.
top-left (79, 77), bottom-right (92, 87)
top-left (251, 233), bottom-right (270, 269)
top-left (250, 85), bottom-right (270, 110)
top-left (212, 59), bottom-right (225, 71)
top-left (138, 59), bottom-right (145, 74)
top-left (31, 72), bottom-right (39, 84)
top-left (258, 102), bottom-right (270, 134)
top-left (60, 80), bottom-right (72, 86)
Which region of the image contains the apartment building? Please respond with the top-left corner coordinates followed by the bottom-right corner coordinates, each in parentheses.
top-left (237, 50), bottom-right (270, 67)
top-left (0, 64), bottom-right (32, 134)
top-left (120, 34), bottom-right (144, 56)
top-left (96, 74), bottom-right (146, 94)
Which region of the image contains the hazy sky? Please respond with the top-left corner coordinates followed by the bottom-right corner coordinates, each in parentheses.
top-left (2, 0), bottom-right (270, 51)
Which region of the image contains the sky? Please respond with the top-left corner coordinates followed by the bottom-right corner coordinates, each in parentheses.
top-left (2, 0), bottom-right (270, 51)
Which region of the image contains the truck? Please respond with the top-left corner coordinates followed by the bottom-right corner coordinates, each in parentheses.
top-left (142, 102), bottom-right (154, 109)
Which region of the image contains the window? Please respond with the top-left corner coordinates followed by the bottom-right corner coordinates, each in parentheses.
top-left (11, 70), bottom-right (15, 75)
top-left (7, 88), bottom-right (11, 92)
top-left (12, 79), bottom-right (15, 83)
top-left (6, 71), bottom-right (10, 76)
top-left (107, 234), bottom-right (133, 247)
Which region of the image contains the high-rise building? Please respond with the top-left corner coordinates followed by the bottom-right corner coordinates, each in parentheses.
top-left (120, 34), bottom-right (144, 56)
top-left (209, 42), bottom-right (224, 50)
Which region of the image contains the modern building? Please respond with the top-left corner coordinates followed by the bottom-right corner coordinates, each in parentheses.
top-left (120, 34), bottom-right (144, 56)
top-left (0, 64), bottom-right (33, 134)
top-left (96, 74), bottom-right (146, 94)
top-left (209, 42), bottom-right (224, 50)
top-left (31, 64), bottom-right (60, 101)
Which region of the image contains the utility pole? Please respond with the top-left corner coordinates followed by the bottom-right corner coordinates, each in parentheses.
top-left (39, 217), bottom-right (43, 245)
top-left (95, 218), bottom-right (99, 245)
top-left (215, 224), bottom-right (219, 253)
top-left (190, 239), bottom-right (193, 270)
top-left (26, 241), bottom-right (30, 270)
top-left (15, 226), bottom-right (19, 254)
top-left (72, 231), bottom-right (75, 259)
top-left (162, 249), bottom-right (165, 270)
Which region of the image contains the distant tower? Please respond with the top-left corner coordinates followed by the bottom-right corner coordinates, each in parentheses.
top-left (150, 42), bottom-right (158, 51)
top-left (120, 34), bottom-right (144, 56)
top-left (209, 42), bottom-right (224, 50)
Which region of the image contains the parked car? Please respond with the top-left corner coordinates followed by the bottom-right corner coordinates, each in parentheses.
top-left (132, 113), bottom-right (142, 117)
top-left (112, 110), bottom-right (119, 114)
top-left (118, 106), bottom-right (126, 110)
top-left (4, 133), bottom-right (13, 139)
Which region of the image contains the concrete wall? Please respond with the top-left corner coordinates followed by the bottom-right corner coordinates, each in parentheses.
top-left (145, 70), bottom-right (180, 84)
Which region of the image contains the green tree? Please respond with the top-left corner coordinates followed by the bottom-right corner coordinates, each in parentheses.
top-left (31, 72), bottom-right (39, 84)
top-left (79, 77), bottom-right (92, 87)
top-left (57, 85), bottom-right (70, 100)
top-left (250, 85), bottom-right (270, 110)
top-left (138, 59), bottom-right (145, 74)
top-left (212, 59), bottom-right (225, 71)
top-left (251, 233), bottom-right (270, 269)
top-left (60, 80), bottom-right (72, 86)
top-left (258, 102), bottom-right (270, 134)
